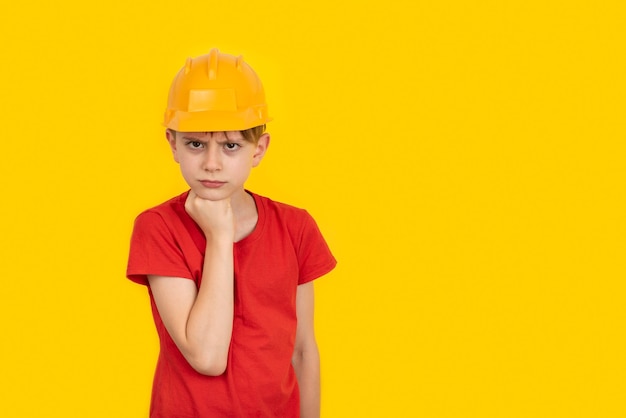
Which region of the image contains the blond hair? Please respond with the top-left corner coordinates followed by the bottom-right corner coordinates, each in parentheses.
top-left (168, 124), bottom-right (266, 144)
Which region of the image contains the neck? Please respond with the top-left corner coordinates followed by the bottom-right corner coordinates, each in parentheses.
top-left (230, 189), bottom-right (258, 242)
top-left (229, 189), bottom-right (253, 216)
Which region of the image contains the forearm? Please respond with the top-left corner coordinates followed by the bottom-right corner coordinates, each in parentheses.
top-left (293, 345), bottom-right (321, 418)
top-left (185, 236), bottom-right (234, 374)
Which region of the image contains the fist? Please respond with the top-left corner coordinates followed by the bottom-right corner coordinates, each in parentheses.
top-left (185, 191), bottom-right (235, 240)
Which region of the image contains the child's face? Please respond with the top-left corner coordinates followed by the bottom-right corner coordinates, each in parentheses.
top-left (167, 130), bottom-right (269, 201)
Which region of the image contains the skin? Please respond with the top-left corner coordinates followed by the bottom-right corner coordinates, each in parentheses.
top-left (147, 130), bottom-right (320, 417)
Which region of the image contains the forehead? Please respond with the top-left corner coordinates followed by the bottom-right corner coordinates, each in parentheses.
top-left (179, 131), bottom-right (245, 140)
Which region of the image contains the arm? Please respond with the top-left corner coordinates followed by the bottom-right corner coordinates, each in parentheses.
top-left (292, 281), bottom-right (320, 418)
top-left (147, 192), bottom-right (235, 376)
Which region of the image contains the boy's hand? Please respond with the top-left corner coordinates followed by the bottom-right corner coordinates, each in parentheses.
top-left (185, 190), bottom-right (235, 240)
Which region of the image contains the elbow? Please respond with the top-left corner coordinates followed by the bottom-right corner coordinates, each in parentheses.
top-left (181, 338), bottom-right (231, 376)
top-left (194, 363), bottom-right (227, 377)
top-left (189, 353), bottom-right (228, 376)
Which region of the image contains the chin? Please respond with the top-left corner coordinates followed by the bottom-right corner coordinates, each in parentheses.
top-left (192, 187), bottom-right (233, 201)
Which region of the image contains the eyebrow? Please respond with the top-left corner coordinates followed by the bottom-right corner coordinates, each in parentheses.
top-left (181, 135), bottom-right (244, 143)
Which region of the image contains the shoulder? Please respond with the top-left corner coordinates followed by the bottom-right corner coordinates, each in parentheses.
top-left (131, 191), bottom-right (194, 240)
top-left (250, 193), bottom-right (337, 283)
top-left (135, 191), bottom-right (189, 223)
top-left (127, 191), bottom-right (199, 284)
top-left (251, 191), bottom-right (310, 221)
top-left (249, 191), bottom-right (324, 243)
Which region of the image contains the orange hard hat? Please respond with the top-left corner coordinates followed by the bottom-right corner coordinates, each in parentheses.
top-left (163, 48), bottom-right (271, 132)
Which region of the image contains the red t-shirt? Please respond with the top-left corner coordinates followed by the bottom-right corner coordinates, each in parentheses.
top-left (127, 191), bottom-right (336, 418)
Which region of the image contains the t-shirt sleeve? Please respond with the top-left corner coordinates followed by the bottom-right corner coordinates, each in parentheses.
top-left (126, 210), bottom-right (194, 285)
top-left (297, 211), bottom-right (337, 284)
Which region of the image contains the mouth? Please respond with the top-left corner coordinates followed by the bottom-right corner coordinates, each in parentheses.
top-left (199, 180), bottom-right (226, 189)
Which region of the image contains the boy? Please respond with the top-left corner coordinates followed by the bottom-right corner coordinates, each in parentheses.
top-left (126, 49), bottom-right (336, 418)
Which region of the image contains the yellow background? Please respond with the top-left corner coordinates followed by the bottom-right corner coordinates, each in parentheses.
top-left (1, 1), bottom-right (625, 417)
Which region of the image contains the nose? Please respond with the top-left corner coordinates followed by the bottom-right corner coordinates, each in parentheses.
top-left (203, 143), bottom-right (222, 172)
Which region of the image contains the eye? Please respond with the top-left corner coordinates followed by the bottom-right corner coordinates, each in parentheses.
top-left (224, 142), bottom-right (241, 151)
top-left (185, 141), bottom-right (204, 149)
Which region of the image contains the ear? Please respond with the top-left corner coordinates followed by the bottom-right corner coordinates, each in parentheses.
top-left (252, 133), bottom-right (270, 167)
top-left (166, 129), bottom-right (180, 163)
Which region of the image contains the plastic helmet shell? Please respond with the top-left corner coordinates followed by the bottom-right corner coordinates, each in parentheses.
top-left (164, 48), bottom-right (271, 132)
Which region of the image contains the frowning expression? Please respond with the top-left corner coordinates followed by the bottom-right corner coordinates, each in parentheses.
top-left (167, 130), bottom-right (269, 201)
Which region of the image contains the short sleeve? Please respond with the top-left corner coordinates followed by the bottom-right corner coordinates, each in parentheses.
top-left (126, 210), bottom-right (194, 285)
top-left (296, 211), bottom-right (337, 284)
